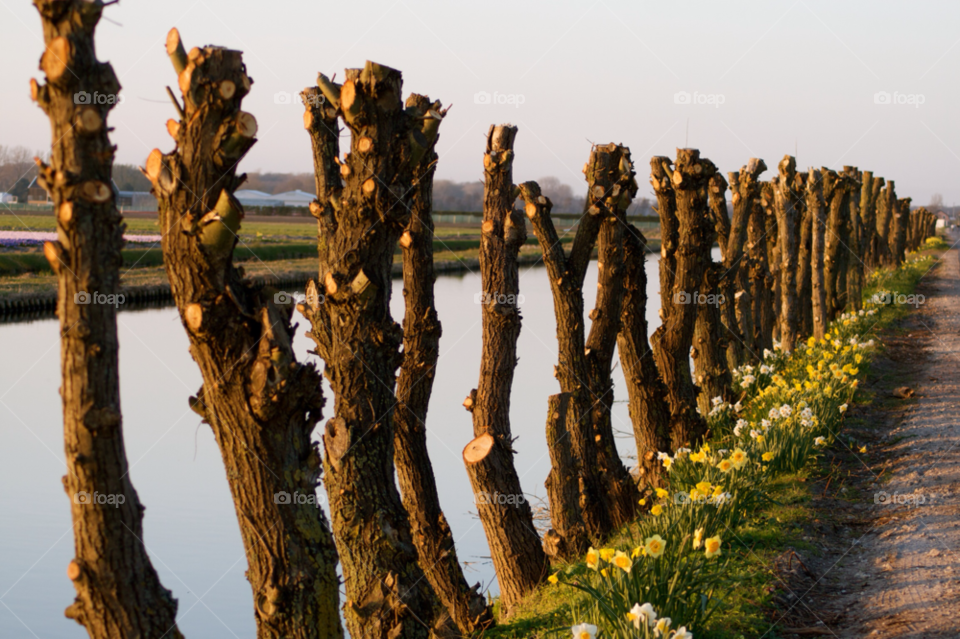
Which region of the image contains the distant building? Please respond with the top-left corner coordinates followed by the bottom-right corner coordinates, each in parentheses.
top-left (234, 189), bottom-right (282, 207)
top-left (272, 189), bottom-right (315, 207)
top-left (0, 193), bottom-right (17, 204)
top-left (26, 177), bottom-right (51, 204)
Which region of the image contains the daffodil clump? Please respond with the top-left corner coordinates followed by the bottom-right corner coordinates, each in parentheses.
top-left (547, 254), bottom-right (936, 638)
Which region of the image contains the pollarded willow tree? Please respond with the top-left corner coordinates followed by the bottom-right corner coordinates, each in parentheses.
top-left (33, 1), bottom-right (183, 636)
top-left (387, 93), bottom-right (493, 632)
top-left (650, 149), bottom-right (714, 448)
top-left (725, 159), bottom-right (766, 367)
top-left (522, 143), bottom-right (640, 549)
top-left (462, 125), bottom-right (550, 615)
top-left (297, 62), bottom-right (440, 638)
top-left (147, 30), bottom-right (342, 639)
top-left (773, 156), bottom-right (801, 352)
top-left (693, 171), bottom-right (732, 415)
top-left (806, 168), bottom-right (829, 340)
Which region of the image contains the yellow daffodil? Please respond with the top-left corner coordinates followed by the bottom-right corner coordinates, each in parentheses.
top-left (655, 488), bottom-right (669, 499)
top-left (631, 546), bottom-right (643, 559)
top-left (600, 567), bottom-right (609, 578)
top-left (712, 485), bottom-right (724, 498)
top-left (717, 458), bottom-right (734, 473)
top-left (651, 504), bottom-right (663, 516)
top-left (689, 451), bottom-right (706, 463)
top-left (548, 573), bottom-right (559, 585)
top-left (696, 480), bottom-right (712, 494)
top-left (586, 547), bottom-right (599, 570)
top-left (693, 527), bottom-right (704, 549)
top-left (638, 498), bottom-right (647, 506)
top-left (859, 445), bottom-right (867, 453)
top-left (762, 451), bottom-right (774, 462)
top-left (599, 548), bottom-right (615, 562)
top-left (644, 534), bottom-right (666, 558)
top-left (705, 535), bottom-right (722, 558)
top-left (730, 448), bottom-right (748, 469)
top-left (612, 550), bottom-right (633, 574)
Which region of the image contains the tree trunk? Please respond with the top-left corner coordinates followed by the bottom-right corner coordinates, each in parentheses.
top-left (147, 40), bottom-right (342, 639)
top-left (392, 96), bottom-right (493, 633)
top-left (773, 156), bottom-right (800, 352)
top-left (796, 171), bottom-right (813, 338)
top-left (584, 148), bottom-right (641, 531)
top-left (463, 125), bottom-right (549, 616)
top-left (725, 159), bottom-right (766, 366)
top-left (541, 392), bottom-right (587, 559)
top-left (761, 183), bottom-right (781, 347)
top-left (33, 3), bottom-right (183, 636)
top-left (693, 172), bottom-right (731, 414)
top-left (748, 192), bottom-right (771, 356)
top-left (840, 167), bottom-right (863, 312)
top-left (893, 197), bottom-right (912, 265)
top-left (522, 144), bottom-right (638, 543)
top-left (859, 171), bottom-right (879, 268)
top-left (299, 62), bottom-right (437, 638)
top-left (806, 169), bottom-right (828, 341)
top-left (618, 225), bottom-right (672, 489)
top-left (822, 169), bottom-right (848, 320)
top-left (650, 149), bottom-right (714, 449)
top-left (878, 180), bottom-right (897, 267)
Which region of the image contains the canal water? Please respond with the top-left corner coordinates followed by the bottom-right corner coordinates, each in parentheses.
top-left (0, 248), bottom-right (719, 637)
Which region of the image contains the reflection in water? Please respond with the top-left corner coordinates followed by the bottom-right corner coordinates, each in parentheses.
top-left (0, 250), bottom-right (720, 638)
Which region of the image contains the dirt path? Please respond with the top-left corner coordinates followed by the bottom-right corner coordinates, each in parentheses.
top-left (776, 240), bottom-right (960, 638)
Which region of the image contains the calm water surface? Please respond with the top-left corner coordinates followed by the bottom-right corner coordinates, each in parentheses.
top-left (0, 250), bottom-right (718, 637)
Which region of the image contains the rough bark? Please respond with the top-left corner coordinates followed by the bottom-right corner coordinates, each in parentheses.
top-left (806, 169), bottom-right (828, 340)
top-left (858, 171), bottom-right (879, 268)
top-left (773, 156), bottom-right (800, 352)
top-left (520, 180), bottom-right (596, 551)
top-left (761, 183), bottom-right (780, 347)
top-left (877, 180), bottom-right (897, 267)
top-left (693, 172), bottom-right (732, 414)
top-left (32, 2), bottom-right (183, 636)
top-left (796, 171), bottom-right (813, 338)
top-left (748, 189), bottom-right (772, 355)
top-left (725, 159), bottom-right (766, 366)
top-left (893, 197), bottom-right (912, 265)
top-left (822, 169), bottom-right (849, 320)
top-left (650, 149), bottom-right (714, 449)
top-left (523, 144), bottom-right (639, 542)
top-left (541, 392), bottom-right (586, 559)
top-left (618, 225), bottom-right (672, 488)
top-left (842, 167), bottom-right (863, 312)
top-left (583, 147), bottom-right (641, 531)
top-left (463, 125), bottom-right (549, 616)
top-left (299, 62), bottom-right (437, 638)
top-left (391, 96), bottom-right (493, 633)
top-left (146, 37), bottom-right (343, 639)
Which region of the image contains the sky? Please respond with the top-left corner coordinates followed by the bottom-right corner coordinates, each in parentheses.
top-left (2, 0), bottom-right (958, 205)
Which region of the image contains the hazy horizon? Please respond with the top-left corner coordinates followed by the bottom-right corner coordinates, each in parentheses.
top-left (3, 0), bottom-right (958, 204)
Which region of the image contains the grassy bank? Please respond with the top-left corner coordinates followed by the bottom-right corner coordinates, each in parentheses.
top-left (489, 238), bottom-right (945, 639)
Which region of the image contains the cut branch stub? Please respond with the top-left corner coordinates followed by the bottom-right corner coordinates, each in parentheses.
top-left (463, 433), bottom-right (495, 464)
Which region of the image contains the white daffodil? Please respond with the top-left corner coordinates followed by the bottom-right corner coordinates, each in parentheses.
top-left (779, 404), bottom-right (792, 418)
top-left (734, 401), bottom-right (743, 412)
top-left (571, 623), bottom-right (598, 639)
top-left (673, 626), bottom-right (694, 639)
top-left (626, 602), bottom-right (657, 628)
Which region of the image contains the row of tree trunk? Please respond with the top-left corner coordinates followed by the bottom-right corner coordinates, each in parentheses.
top-left (35, 15), bottom-right (935, 636)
